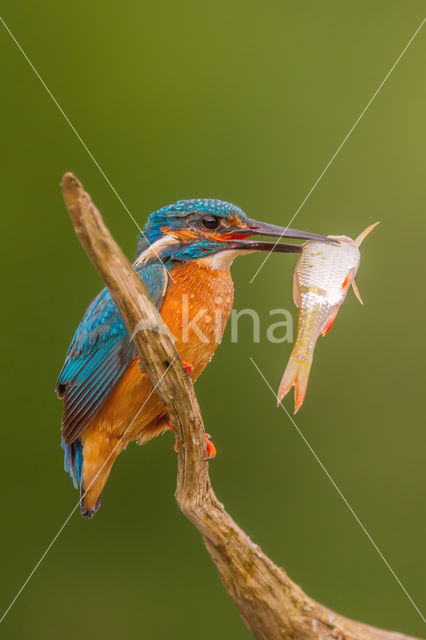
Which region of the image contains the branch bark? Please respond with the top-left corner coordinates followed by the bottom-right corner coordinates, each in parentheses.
top-left (61, 172), bottom-right (421, 640)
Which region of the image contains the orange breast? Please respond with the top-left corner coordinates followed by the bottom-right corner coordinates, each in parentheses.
top-left (84, 260), bottom-right (234, 445)
top-left (161, 260), bottom-right (234, 378)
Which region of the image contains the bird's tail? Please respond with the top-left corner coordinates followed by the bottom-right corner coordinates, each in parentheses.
top-left (79, 434), bottom-right (120, 518)
top-left (62, 434), bottom-right (119, 518)
top-left (62, 439), bottom-right (83, 489)
top-left (80, 485), bottom-right (104, 519)
top-left (277, 350), bottom-right (313, 413)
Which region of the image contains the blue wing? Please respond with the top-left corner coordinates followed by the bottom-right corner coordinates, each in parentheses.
top-left (57, 263), bottom-right (168, 451)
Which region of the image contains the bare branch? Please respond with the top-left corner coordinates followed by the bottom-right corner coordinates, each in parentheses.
top-left (61, 172), bottom-right (421, 640)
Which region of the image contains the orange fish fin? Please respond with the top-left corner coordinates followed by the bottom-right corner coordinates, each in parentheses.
top-left (341, 267), bottom-right (355, 291)
top-left (321, 310), bottom-right (338, 336)
top-left (277, 352), bottom-right (313, 413)
top-left (351, 279), bottom-right (363, 305)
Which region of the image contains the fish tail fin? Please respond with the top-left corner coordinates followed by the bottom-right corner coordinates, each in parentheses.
top-left (277, 351), bottom-right (313, 413)
top-left (353, 221), bottom-right (380, 247)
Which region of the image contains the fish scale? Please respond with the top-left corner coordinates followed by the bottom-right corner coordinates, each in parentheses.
top-left (297, 240), bottom-right (360, 303)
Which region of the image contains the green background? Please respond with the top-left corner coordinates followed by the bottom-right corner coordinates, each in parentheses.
top-left (0, 2), bottom-right (425, 638)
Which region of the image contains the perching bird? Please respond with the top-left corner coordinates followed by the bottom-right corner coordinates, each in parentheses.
top-left (56, 199), bottom-right (327, 517)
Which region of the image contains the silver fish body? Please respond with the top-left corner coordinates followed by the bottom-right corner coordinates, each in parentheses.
top-left (293, 238), bottom-right (360, 351)
top-left (278, 223), bottom-right (378, 413)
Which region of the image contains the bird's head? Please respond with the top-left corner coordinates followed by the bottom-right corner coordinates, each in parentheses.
top-left (136, 198), bottom-right (329, 268)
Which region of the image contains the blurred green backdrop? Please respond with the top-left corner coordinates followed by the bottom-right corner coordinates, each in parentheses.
top-left (0, 2), bottom-right (425, 638)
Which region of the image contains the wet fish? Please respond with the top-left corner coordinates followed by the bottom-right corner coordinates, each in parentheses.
top-left (277, 222), bottom-right (379, 413)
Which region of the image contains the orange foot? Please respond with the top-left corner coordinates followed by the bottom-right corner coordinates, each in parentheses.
top-left (204, 433), bottom-right (216, 461)
top-left (168, 422), bottom-right (179, 452)
top-left (181, 359), bottom-right (194, 375)
top-left (170, 423), bottom-right (216, 461)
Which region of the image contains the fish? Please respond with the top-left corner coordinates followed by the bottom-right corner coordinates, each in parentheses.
top-left (277, 222), bottom-right (379, 413)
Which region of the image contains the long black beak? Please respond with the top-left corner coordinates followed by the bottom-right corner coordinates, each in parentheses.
top-left (225, 217), bottom-right (333, 253)
top-left (246, 218), bottom-right (330, 242)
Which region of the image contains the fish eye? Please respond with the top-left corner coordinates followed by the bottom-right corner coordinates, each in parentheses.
top-left (201, 214), bottom-right (219, 230)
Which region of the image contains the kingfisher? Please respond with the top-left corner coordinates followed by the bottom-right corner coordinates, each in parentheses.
top-left (56, 198), bottom-right (327, 517)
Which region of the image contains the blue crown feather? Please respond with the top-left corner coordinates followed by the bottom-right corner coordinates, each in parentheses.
top-left (137, 198), bottom-right (247, 252)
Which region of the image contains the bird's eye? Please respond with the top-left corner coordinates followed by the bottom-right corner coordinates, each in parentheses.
top-left (201, 215), bottom-right (219, 230)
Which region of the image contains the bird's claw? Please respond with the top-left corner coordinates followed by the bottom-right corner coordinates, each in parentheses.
top-left (169, 422), bottom-right (179, 452)
top-left (181, 359), bottom-right (194, 375)
top-left (204, 433), bottom-right (216, 461)
top-left (170, 424), bottom-right (216, 460)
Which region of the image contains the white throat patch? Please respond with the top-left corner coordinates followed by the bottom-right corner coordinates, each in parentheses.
top-left (134, 235), bottom-right (180, 266)
top-left (199, 249), bottom-right (249, 270)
